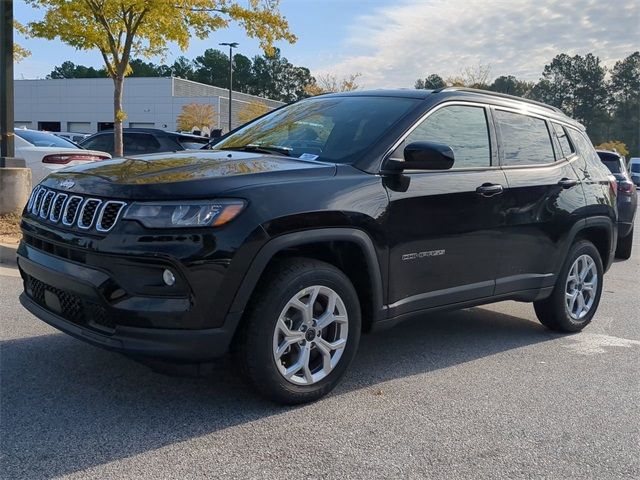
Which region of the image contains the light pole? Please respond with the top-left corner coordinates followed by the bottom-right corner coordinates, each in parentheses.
top-left (219, 42), bottom-right (238, 133)
top-left (1, 0), bottom-right (15, 166)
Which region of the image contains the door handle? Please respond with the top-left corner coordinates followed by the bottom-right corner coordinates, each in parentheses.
top-left (476, 183), bottom-right (504, 197)
top-left (558, 178), bottom-right (578, 189)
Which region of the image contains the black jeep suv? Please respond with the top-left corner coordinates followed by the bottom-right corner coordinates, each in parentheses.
top-left (18, 89), bottom-right (618, 404)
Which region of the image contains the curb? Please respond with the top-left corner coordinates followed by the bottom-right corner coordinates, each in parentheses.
top-left (0, 243), bottom-right (18, 267)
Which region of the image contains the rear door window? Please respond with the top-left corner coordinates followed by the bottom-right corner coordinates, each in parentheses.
top-left (81, 134), bottom-right (114, 154)
top-left (123, 133), bottom-right (161, 155)
top-left (494, 110), bottom-right (556, 166)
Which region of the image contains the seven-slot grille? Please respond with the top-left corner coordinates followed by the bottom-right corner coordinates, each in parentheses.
top-left (27, 186), bottom-right (126, 233)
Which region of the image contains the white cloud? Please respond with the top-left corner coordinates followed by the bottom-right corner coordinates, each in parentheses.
top-left (314, 0), bottom-right (640, 88)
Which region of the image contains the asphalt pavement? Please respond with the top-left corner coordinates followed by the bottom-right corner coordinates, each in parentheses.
top-left (1, 205), bottom-right (639, 479)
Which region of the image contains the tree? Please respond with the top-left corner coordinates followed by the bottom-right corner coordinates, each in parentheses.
top-left (47, 61), bottom-right (106, 79)
top-left (489, 75), bottom-right (532, 97)
top-left (304, 73), bottom-right (361, 96)
top-left (595, 141), bottom-right (629, 157)
top-left (171, 56), bottom-right (196, 80)
top-left (529, 53), bottom-right (610, 143)
top-left (249, 49), bottom-right (314, 102)
top-left (26, 0), bottom-right (295, 157)
top-left (176, 103), bottom-right (216, 132)
top-left (609, 52), bottom-right (640, 156)
top-left (237, 100), bottom-right (270, 125)
top-left (13, 21), bottom-right (31, 62)
top-left (415, 74), bottom-right (445, 90)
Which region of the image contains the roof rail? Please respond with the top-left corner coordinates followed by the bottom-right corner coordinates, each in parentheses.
top-left (434, 87), bottom-right (564, 114)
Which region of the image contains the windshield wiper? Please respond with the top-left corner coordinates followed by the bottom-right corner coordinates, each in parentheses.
top-left (219, 144), bottom-right (292, 157)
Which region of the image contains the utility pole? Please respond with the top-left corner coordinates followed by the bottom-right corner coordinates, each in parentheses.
top-left (0, 1), bottom-right (31, 216)
top-left (1, 0), bottom-right (15, 167)
top-left (219, 42), bottom-right (238, 133)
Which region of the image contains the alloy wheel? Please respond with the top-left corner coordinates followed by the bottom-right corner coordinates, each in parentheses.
top-left (565, 254), bottom-right (598, 320)
top-left (272, 285), bottom-right (349, 385)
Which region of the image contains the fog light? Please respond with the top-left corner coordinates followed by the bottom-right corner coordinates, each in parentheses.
top-left (163, 269), bottom-right (176, 286)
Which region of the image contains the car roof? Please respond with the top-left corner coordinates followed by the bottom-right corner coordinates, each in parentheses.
top-left (89, 128), bottom-right (207, 139)
top-left (321, 87), bottom-right (583, 129)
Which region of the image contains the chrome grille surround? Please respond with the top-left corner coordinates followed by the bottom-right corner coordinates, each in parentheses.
top-left (25, 186), bottom-right (127, 233)
top-left (49, 193), bottom-right (68, 223)
top-left (77, 198), bottom-right (103, 230)
top-left (96, 201), bottom-right (127, 232)
top-left (39, 190), bottom-right (56, 219)
top-left (62, 196), bottom-right (83, 226)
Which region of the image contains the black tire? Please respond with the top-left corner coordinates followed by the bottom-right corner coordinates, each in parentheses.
top-left (236, 258), bottom-right (361, 405)
top-left (534, 240), bottom-right (604, 332)
top-left (615, 227), bottom-right (633, 260)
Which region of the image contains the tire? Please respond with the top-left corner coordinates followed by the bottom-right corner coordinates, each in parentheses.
top-left (534, 240), bottom-right (604, 332)
top-left (236, 258), bottom-right (361, 404)
top-left (615, 227), bottom-right (633, 260)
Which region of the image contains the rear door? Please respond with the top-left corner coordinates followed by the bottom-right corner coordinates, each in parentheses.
top-left (384, 103), bottom-right (508, 317)
top-left (493, 110), bottom-right (584, 294)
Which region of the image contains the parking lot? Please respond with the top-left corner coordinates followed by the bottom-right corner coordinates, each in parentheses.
top-left (1, 202), bottom-right (638, 479)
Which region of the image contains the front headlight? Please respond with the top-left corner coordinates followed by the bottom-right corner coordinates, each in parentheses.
top-left (123, 199), bottom-right (246, 228)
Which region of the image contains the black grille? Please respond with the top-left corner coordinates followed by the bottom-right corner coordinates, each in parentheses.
top-left (63, 196), bottom-right (83, 225)
top-left (97, 202), bottom-right (126, 232)
top-left (49, 194), bottom-right (67, 222)
top-left (78, 199), bottom-right (101, 229)
top-left (39, 191), bottom-right (55, 218)
top-left (25, 274), bottom-right (115, 331)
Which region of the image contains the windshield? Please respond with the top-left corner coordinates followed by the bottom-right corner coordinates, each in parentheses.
top-left (15, 129), bottom-right (78, 148)
top-left (213, 96), bottom-right (420, 164)
top-left (632, 163), bottom-right (640, 173)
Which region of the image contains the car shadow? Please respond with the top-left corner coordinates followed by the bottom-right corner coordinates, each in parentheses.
top-left (1, 306), bottom-right (556, 478)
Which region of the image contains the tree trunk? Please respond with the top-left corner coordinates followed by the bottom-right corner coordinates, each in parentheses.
top-left (113, 75), bottom-right (124, 157)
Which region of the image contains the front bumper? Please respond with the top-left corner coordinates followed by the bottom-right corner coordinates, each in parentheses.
top-left (20, 293), bottom-right (241, 360)
top-left (17, 241), bottom-right (242, 361)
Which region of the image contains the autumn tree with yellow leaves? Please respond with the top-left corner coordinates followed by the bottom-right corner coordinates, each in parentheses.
top-left (13, 21), bottom-right (30, 62)
top-left (304, 73), bottom-right (361, 96)
top-left (176, 103), bottom-right (217, 132)
top-left (25, 0), bottom-right (296, 157)
top-left (237, 100), bottom-right (270, 125)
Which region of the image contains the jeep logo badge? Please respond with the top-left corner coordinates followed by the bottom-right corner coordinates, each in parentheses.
top-left (58, 179), bottom-right (75, 190)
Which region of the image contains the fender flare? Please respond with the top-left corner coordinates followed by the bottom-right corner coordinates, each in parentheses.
top-left (560, 216), bottom-right (616, 272)
top-left (228, 228), bottom-right (385, 320)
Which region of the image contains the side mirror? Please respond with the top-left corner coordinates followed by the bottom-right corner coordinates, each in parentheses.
top-left (384, 141), bottom-right (455, 172)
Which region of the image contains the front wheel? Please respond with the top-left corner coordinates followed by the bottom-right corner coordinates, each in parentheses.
top-left (534, 240), bottom-right (604, 332)
top-left (237, 258), bottom-right (361, 404)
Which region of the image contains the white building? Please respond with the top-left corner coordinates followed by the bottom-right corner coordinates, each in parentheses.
top-left (14, 77), bottom-right (284, 134)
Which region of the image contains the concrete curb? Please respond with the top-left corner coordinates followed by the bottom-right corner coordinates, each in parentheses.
top-left (0, 243), bottom-right (18, 267)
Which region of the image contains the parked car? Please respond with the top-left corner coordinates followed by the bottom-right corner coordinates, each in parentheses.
top-left (54, 131), bottom-right (92, 144)
top-left (79, 128), bottom-right (209, 156)
top-left (597, 150), bottom-right (637, 259)
top-left (629, 157), bottom-right (640, 186)
top-left (19, 88), bottom-right (619, 404)
top-left (14, 129), bottom-right (111, 184)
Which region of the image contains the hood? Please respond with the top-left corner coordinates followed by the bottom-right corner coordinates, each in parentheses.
top-left (40, 150), bottom-right (336, 200)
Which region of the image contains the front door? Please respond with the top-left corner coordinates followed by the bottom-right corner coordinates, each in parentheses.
top-left (384, 103), bottom-right (508, 318)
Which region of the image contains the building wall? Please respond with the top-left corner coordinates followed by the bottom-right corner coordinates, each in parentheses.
top-left (14, 77), bottom-right (284, 134)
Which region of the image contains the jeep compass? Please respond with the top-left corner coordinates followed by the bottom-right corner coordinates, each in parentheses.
top-left (18, 88), bottom-right (618, 404)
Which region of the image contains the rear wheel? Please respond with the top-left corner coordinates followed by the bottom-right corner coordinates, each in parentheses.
top-left (615, 227), bottom-right (633, 260)
top-left (534, 240), bottom-right (603, 332)
top-left (237, 258), bottom-right (361, 404)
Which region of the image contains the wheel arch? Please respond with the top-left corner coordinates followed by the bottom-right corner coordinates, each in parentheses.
top-left (563, 216), bottom-right (616, 273)
top-left (228, 228), bottom-right (386, 332)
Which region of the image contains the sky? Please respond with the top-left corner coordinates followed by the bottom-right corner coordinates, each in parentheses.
top-left (13, 0), bottom-right (640, 88)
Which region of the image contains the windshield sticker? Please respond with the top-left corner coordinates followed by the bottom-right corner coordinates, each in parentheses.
top-left (299, 153), bottom-right (319, 160)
